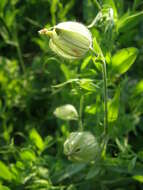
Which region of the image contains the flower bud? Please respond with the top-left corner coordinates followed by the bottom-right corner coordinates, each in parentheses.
top-left (39, 21), bottom-right (92, 59)
top-left (64, 132), bottom-right (100, 162)
top-left (54, 104), bottom-right (78, 121)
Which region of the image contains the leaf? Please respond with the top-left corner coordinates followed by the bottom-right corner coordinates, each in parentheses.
top-left (54, 104), bottom-right (78, 121)
top-left (128, 157), bottom-right (137, 172)
top-left (93, 37), bottom-right (103, 56)
top-left (79, 79), bottom-right (98, 92)
top-left (81, 55), bottom-right (92, 70)
top-left (85, 104), bottom-right (97, 115)
top-left (103, 0), bottom-right (118, 19)
top-left (110, 47), bottom-right (138, 77)
top-left (60, 63), bottom-right (72, 80)
top-left (56, 163), bottom-right (86, 182)
top-left (108, 88), bottom-right (120, 122)
top-left (20, 149), bottom-right (36, 162)
top-left (29, 129), bottom-right (45, 151)
top-left (132, 80), bottom-right (143, 96)
top-left (52, 79), bottom-right (79, 89)
top-left (117, 11), bottom-right (143, 33)
top-left (0, 184), bottom-right (10, 190)
top-left (133, 175), bottom-right (143, 183)
top-left (86, 165), bottom-right (101, 179)
top-left (0, 161), bottom-right (12, 181)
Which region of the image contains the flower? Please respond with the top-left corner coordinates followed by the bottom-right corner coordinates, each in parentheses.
top-left (64, 132), bottom-right (100, 162)
top-left (38, 21), bottom-right (92, 59)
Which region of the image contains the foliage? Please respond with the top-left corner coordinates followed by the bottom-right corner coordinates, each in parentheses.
top-left (0, 0), bottom-right (143, 189)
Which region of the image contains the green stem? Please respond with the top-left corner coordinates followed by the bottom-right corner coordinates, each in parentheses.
top-left (102, 59), bottom-right (108, 136)
top-left (12, 3), bottom-right (25, 73)
top-left (13, 23), bottom-right (25, 73)
top-left (16, 37), bottom-right (25, 73)
top-left (91, 49), bottom-right (108, 136)
top-left (79, 95), bottom-right (84, 131)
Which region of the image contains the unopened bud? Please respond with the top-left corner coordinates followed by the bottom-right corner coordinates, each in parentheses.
top-left (64, 132), bottom-right (100, 162)
top-left (39, 21), bottom-right (92, 59)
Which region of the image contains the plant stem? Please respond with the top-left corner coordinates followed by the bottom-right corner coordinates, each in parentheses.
top-left (16, 41), bottom-right (25, 73)
top-left (14, 24), bottom-right (25, 73)
top-left (91, 49), bottom-right (108, 136)
top-left (102, 59), bottom-right (108, 136)
top-left (79, 95), bottom-right (84, 131)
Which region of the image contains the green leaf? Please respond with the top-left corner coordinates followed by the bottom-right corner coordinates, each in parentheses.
top-left (54, 104), bottom-right (78, 121)
top-left (85, 104), bottom-right (97, 115)
top-left (108, 88), bottom-right (120, 122)
top-left (20, 149), bottom-right (36, 162)
top-left (81, 55), bottom-right (92, 70)
top-left (117, 11), bottom-right (143, 33)
top-left (60, 63), bottom-right (72, 80)
top-left (133, 175), bottom-right (143, 183)
top-left (0, 161), bottom-right (12, 181)
top-left (52, 79), bottom-right (79, 89)
top-left (132, 80), bottom-right (143, 96)
top-left (0, 184), bottom-right (10, 190)
top-left (29, 129), bottom-right (45, 151)
top-left (110, 47), bottom-right (138, 77)
top-left (128, 157), bottom-right (137, 172)
top-left (86, 165), bottom-right (101, 179)
top-left (93, 37), bottom-right (102, 56)
top-left (103, 0), bottom-right (118, 19)
top-left (79, 79), bottom-right (98, 92)
top-left (56, 163), bottom-right (86, 182)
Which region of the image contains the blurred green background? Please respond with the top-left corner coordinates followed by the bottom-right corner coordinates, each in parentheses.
top-left (0, 0), bottom-right (143, 189)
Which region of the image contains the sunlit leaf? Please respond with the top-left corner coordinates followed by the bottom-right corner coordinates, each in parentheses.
top-left (0, 161), bottom-right (12, 181)
top-left (0, 184), bottom-right (10, 190)
top-left (81, 55), bottom-right (92, 70)
top-left (110, 47), bottom-right (138, 77)
top-left (20, 149), bottom-right (36, 162)
top-left (108, 88), bottom-right (120, 122)
top-left (79, 79), bottom-right (98, 92)
top-left (93, 37), bottom-right (102, 56)
top-left (133, 175), bottom-right (143, 183)
top-left (132, 80), bottom-right (143, 96)
top-left (103, 0), bottom-right (118, 19)
top-left (29, 129), bottom-right (45, 151)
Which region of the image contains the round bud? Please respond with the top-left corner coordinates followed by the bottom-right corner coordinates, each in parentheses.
top-left (39, 21), bottom-right (92, 59)
top-left (64, 132), bottom-right (100, 163)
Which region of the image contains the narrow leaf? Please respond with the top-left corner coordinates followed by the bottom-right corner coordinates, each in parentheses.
top-left (108, 88), bottom-right (120, 122)
top-left (0, 161), bottom-right (12, 181)
top-left (117, 11), bottom-right (143, 32)
top-left (29, 129), bottom-right (44, 151)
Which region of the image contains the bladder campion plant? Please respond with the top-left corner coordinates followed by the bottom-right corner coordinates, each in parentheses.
top-left (39, 21), bottom-right (108, 162)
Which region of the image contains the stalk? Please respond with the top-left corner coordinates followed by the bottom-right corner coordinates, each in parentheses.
top-left (91, 49), bottom-right (108, 136)
top-left (102, 58), bottom-right (108, 136)
top-left (79, 95), bottom-right (84, 131)
top-left (15, 34), bottom-right (25, 73)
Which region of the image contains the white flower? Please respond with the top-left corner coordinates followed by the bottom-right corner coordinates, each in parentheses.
top-left (39, 21), bottom-right (92, 59)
